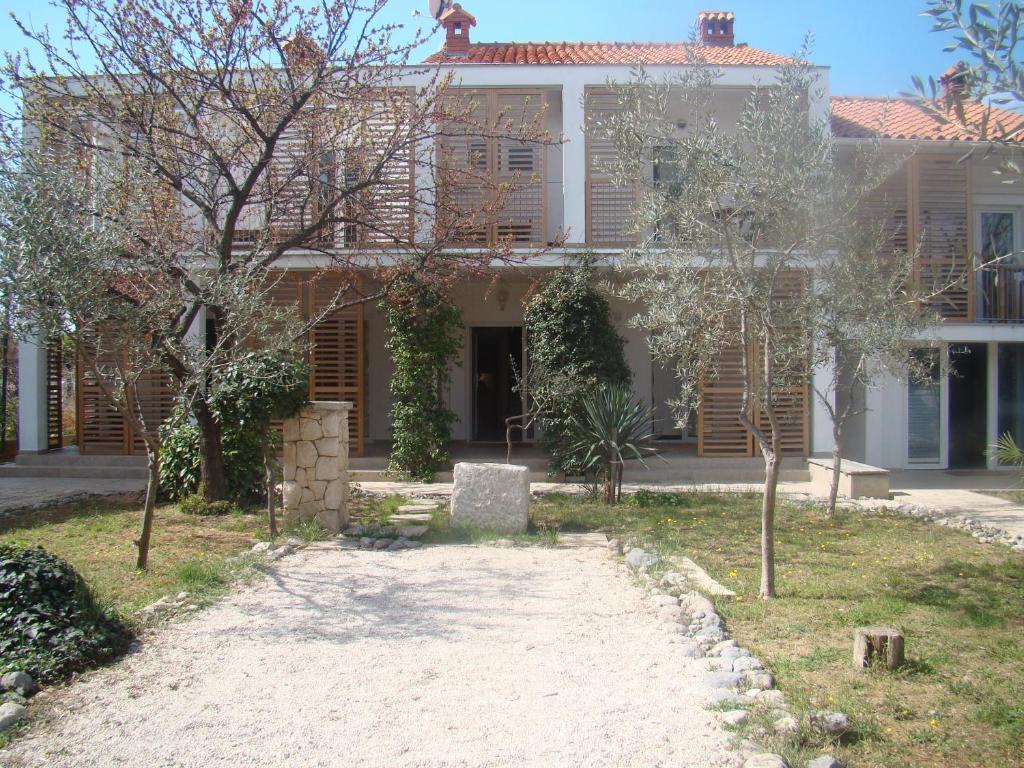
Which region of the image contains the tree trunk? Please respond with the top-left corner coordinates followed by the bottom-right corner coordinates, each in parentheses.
top-left (193, 401), bottom-right (227, 501)
top-left (136, 447), bottom-right (160, 570)
top-left (262, 432), bottom-right (278, 539)
top-left (827, 423), bottom-right (843, 518)
top-left (760, 450), bottom-right (780, 599)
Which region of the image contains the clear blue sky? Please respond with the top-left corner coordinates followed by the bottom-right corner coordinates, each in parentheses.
top-left (1, 0), bottom-right (963, 98)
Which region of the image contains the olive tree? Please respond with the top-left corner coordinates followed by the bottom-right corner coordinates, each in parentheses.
top-left (602, 48), bottom-right (886, 598)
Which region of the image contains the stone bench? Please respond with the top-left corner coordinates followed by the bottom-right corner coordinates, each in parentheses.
top-left (808, 457), bottom-right (890, 500)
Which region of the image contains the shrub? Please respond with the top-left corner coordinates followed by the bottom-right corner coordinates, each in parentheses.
top-left (383, 277), bottom-right (463, 482)
top-left (523, 257), bottom-right (632, 474)
top-left (178, 487), bottom-right (240, 516)
top-left (0, 544), bottom-right (131, 683)
top-left (160, 417), bottom-right (263, 501)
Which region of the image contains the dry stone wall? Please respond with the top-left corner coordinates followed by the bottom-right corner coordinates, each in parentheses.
top-left (283, 401), bottom-right (351, 533)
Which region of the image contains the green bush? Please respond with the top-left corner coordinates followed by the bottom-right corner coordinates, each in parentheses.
top-left (178, 487), bottom-right (240, 516)
top-left (160, 351), bottom-right (308, 501)
top-left (160, 417), bottom-right (263, 501)
top-left (523, 257), bottom-right (632, 474)
top-left (0, 544), bottom-right (131, 683)
top-left (384, 277), bottom-right (462, 482)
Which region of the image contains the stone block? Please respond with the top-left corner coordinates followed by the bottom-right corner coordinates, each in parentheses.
top-left (296, 441), bottom-right (317, 469)
top-left (316, 436), bottom-right (339, 457)
top-left (300, 417), bottom-right (323, 441)
top-left (324, 479), bottom-right (345, 510)
top-left (283, 481), bottom-right (301, 510)
top-left (450, 462), bottom-right (529, 534)
top-left (315, 455), bottom-right (340, 481)
top-left (309, 480), bottom-right (327, 500)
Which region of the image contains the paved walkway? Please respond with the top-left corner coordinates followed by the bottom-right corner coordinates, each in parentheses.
top-left (0, 477), bottom-right (146, 518)
top-left (1, 538), bottom-right (734, 768)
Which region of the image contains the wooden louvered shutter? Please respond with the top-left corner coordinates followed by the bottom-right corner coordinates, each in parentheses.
top-left (77, 345), bottom-right (128, 454)
top-left (270, 125), bottom-right (317, 243)
top-left (130, 366), bottom-right (175, 453)
top-left (494, 91), bottom-right (546, 245)
top-left (698, 340), bottom-right (752, 457)
top-left (861, 162), bottom-right (909, 260)
top-left (308, 274), bottom-right (364, 456)
top-left (755, 272), bottom-right (809, 457)
top-left (439, 90), bottom-right (492, 245)
top-left (586, 88), bottom-right (635, 246)
top-left (46, 341), bottom-right (63, 450)
top-left (914, 155), bottom-right (971, 320)
top-left (354, 91), bottom-right (415, 248)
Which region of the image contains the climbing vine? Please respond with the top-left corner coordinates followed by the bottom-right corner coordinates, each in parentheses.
top-left (384, 278), bottom-right (463, 482)
top-left (523, 257), bottom-right (632, 474)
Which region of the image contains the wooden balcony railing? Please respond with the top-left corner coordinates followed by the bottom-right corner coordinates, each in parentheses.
top-left (977, 264), bottom-right (1024, 323)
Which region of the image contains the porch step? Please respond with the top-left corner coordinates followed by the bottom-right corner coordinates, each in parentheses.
top-left (348, 466), bottom-right (810, 485)
top-left (0, 463), bottom-right (149, 480)
top-left (14, 450), bottom-right (147, 468)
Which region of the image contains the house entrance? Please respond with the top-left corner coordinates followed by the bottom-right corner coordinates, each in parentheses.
top-left (948, 343), bottom-right (988, 469)
top-left (472, 326), bottom-right (523, 442)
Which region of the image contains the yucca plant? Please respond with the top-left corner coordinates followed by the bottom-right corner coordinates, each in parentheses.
top-left (569, 384), bottom-right (659, 504)
top-left (990, 431), bottom-right (1024, 468)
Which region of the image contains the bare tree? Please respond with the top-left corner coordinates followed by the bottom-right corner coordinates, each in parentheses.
top-left (3, 0), bottom-right (554, 499)
top-left (602, 45), bottom-right (887, 598)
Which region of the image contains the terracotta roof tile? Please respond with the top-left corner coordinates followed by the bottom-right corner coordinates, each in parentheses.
top-left (423, 41), bottom-right (794, 67)
top-left (831, 96), bottom-right (1024, 143)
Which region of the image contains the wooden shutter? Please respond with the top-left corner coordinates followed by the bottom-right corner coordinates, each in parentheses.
top-left (697, 340), bottom-right (752, 457)
top-left (439, 90), bottom-right (491, 245)
top-left (494, 91), bottom-right (546, 245)
top-left (585, 88), bottom-right (635, 246)
top-left (913, 155), bottom-right (971, 320)
top-left (46, 341), bottom-right (63, 450)
top-left (308, 273), bottom-right (365, 456)
top-left (269, 125), bottom-right (318, 243)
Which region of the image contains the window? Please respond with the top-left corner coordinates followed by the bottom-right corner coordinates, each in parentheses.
top-left (977, 209), bottom-right (1022, 320)
top-left (907, 348), bottom-right (942, 464)
top-left (981, 211), bottom-right (1016, 265)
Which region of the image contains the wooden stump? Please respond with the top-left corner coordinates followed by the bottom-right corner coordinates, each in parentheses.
top-left (853, 626), bottom-right (905, 670)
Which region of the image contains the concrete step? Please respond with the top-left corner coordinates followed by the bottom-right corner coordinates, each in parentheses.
top-left (0, 463), bottom-right (149, 479)
top-left (14, 451), bottom-right (147, 468)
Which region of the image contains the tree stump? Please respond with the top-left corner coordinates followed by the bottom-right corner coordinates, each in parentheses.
top-left (853, 626), bottom-right (904, 670)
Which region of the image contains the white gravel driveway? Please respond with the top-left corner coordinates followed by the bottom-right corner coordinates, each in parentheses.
top-left (1, 536), bottom-right (735, 768)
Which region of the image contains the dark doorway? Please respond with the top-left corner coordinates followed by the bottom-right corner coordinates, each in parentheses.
top-left (472, 326), bottom-right (522, 442)
top-left (948, 343), bottom-right (988, 468)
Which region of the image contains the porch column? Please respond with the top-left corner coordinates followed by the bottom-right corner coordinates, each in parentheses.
top-left (17, 334), bottom-right (49, 454)
top-left (810, 349), bottom-right (836, 456)
top-left (987, 341), bottom-right (999, 469)
top-left (862, 379), bottom-right (886, 468)
top-left (561, 77), bottom-right (587, 247)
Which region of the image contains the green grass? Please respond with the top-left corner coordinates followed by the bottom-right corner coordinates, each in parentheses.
top-left (532, 491), bottom-right (1024, 768)
top-left (0, 497), bottom-right (266, 626)
top-left (980, 489), bottom-right (1024, 504)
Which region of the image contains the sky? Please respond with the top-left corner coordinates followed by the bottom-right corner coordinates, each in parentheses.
top-left (0, 0), bottom-right (965, 99)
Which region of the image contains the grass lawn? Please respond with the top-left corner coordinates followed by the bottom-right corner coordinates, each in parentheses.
top-left (980, 489), bottom-right (1024, 504)
top-left (0, 496), bottom-right (268, 625)
top-left (532, 491), bottom-right (1024, 768)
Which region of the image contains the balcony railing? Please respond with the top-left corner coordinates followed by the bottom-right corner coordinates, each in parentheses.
top-left (977, 264), bottom-right (1024, 323)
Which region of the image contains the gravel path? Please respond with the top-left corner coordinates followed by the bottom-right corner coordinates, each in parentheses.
top-left (1, 537), bottom-right (735, 768)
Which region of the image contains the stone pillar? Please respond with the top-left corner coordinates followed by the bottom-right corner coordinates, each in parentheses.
top-left (282, 401), bottom-right (351, 533)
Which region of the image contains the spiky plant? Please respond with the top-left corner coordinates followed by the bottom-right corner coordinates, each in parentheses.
top-left (569, 384), bottom-right (658, 504)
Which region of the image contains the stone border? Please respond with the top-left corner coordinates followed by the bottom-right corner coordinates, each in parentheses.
top-left (611, 539), bottom-right (845, 768)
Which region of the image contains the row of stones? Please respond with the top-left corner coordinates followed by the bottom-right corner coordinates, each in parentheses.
top-left (615, 541), bottom-right (844, 768)
top-left (0, 671), bottom-right (37, 735)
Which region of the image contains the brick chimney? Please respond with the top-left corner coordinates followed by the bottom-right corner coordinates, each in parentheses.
top-left (697, 11), bottom-right (735, 47)
top-left (440, 3), bottom-right (476, 57)
top-left (940, 62), bottom-right (968, 104)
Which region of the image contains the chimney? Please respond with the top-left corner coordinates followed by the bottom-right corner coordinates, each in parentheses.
top-left (940, 62), bottom-right (968, 104)
top-left (440, 4), bottom-right (476, 57)
top-left (697, 11), bottom-right (735, 47)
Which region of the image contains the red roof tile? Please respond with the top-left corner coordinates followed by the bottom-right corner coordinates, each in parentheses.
top-left (831, 96), bottom-right (1024, 143)
top-left (423, 41), bottom-right (795, 67)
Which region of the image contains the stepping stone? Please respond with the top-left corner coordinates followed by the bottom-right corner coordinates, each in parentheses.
top-left (397, 525), bottom-right (429, 539)
top-left (397, 503), bottom-right (439, 514)
top-left (389, 513), bottom-right (433, 524)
